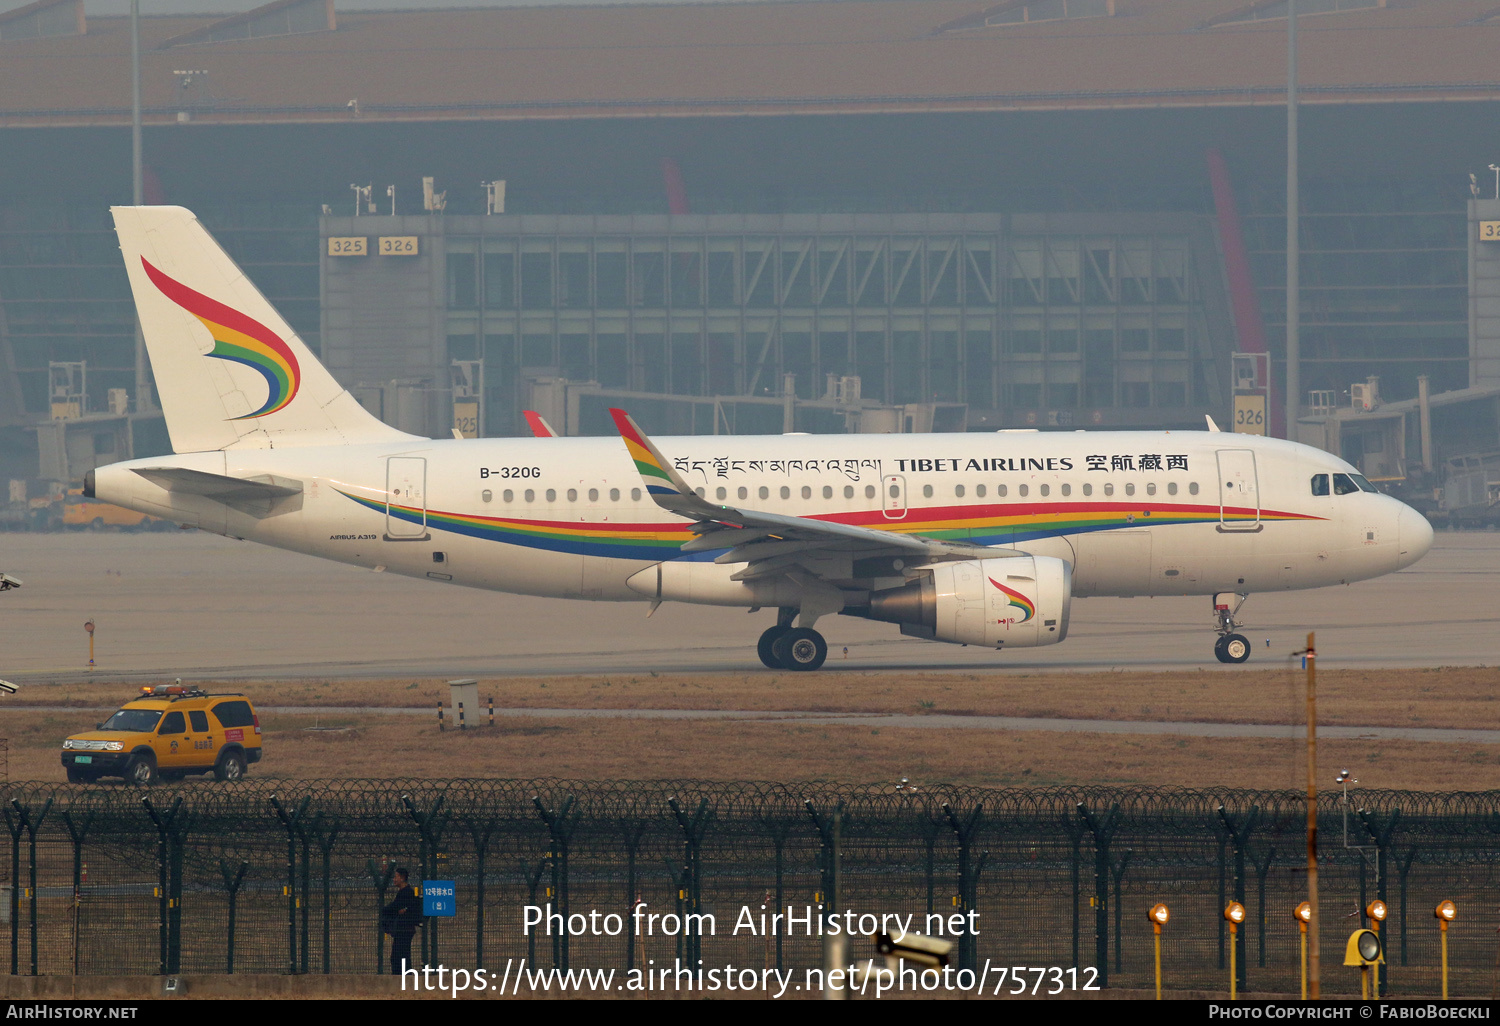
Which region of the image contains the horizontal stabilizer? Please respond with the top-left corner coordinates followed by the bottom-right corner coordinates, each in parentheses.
top-left (133, 467), bottom-right (303, 519)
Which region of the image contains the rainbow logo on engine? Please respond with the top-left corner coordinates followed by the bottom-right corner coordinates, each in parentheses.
top-left (988, 577), bottom-right (1036, 623)
top-left (142, 258), bottom-right (301, 419)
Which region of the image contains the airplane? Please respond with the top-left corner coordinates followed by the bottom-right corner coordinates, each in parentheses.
top-left (87, 206), bottom-right (1434, 671)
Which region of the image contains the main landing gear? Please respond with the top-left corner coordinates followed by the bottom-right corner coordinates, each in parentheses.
top-left (757, 608), bottom-right (828, 671)
top-left (1212, 592), bottom-right (1251, 664)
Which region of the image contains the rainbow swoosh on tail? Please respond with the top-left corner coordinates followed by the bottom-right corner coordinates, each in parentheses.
top-left (989, 577), bottom-right (1036, 622)
top-left (610, 409), bottom-right (679, 498)
top-left (142, 258), bottom-right (300, 419)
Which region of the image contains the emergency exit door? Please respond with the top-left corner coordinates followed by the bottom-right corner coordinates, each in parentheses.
top-left (385, 456), bottom-right (428, 538)
top-left (1215, 449), bottom-right (1260, 531)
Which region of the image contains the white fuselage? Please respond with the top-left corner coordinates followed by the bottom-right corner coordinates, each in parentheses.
top-left (92, 429), bottom-right (1431, 610)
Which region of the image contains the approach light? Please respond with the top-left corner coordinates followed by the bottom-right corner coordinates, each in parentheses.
top-left (1149, 903), bottom-right (1169, 927)
top-left (1367, 900), bottom-right (1388, 923)
top-left (1224, 902), bottom-right (1246, 926)
top-left (1435, 900), bottom-right (1456, 923)
top-left (1294, 901), bottom-right (1312, 924)
top-left (1344, 928), bottom-right (1384, 966)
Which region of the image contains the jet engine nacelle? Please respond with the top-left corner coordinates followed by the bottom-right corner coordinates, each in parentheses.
top-left (860, 554), bottom-right (1072, 648)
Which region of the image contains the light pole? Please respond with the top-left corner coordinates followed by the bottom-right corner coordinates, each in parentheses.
top-left (1148, 903), bottom-right (1169, 1000)
top-left (1294, 901), bottom-right (1311, 999)
top-left (1225, 902), bottom-right (1246, 1000)
top-left (1435, 900), bottom-right (1456, 999)
top-left (1489, 164), bottom-right (1499, 200)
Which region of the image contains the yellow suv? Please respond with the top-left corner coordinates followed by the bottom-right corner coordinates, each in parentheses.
top-left (61, 685), bottom-right (263, 785)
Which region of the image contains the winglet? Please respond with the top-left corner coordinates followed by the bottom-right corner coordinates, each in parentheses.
top-left (609, 407), bottom-right (710, 514)
top-left (523, 410), bottom-right (558, 438)
top-left (1205, 414), bottom-right (1222, 433)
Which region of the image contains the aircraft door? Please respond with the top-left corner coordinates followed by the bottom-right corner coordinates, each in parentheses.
top-left (386, 456), bottom-right (428, 538)
top-left (1216, 449), bottom-right (1260, 531)
top-left (882, 475), bottom-right (908, 520)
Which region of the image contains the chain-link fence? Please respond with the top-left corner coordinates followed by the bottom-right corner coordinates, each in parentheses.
top-left (3, 780), bottom-right (1497, 995)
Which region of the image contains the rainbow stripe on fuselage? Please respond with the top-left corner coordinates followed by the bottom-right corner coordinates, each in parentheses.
top-left (142, 258), bottom-right (300, 419)
top-left (341, 490), bottom-right (1313, 562)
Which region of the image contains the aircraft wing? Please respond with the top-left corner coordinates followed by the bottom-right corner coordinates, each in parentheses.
top-left (609, 408), bottom-right (1013, 580)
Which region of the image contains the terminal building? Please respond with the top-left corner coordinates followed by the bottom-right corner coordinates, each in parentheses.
top-left (2, 0), bottom-right (1499, 515)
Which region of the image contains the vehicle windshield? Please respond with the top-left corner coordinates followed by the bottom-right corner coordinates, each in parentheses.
top-left (99, 708), bottom-right (162, 732)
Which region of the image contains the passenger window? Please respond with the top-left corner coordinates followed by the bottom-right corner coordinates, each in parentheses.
top-left (1104, 483), bottom-right (1115, 496)
top-left (1061, 483), bottom-right (1071, 497)
top-left (1188, 482), bottom-right (1199, 495)
top-left (188, 710), bottom-right (209, 733)
top-left (716, 487), bottom-right (727, 500)
top-left (545, 489), bottom-right (557, 502)
top-left (631, 488), bottom-right (641, 501)
top-left (997, 484), bottom-right (1008, 497)
top-left (865, 484), bottom-right (876, 499)
top-left (694, 487), bottom-right (705, 498)
top-left (1311, 474), bottom-right (1330, 496)
top-left (1082, 483), bottom-right (1093, 496)
top-left (1146, 482), bottom-right (1156, 496)
top-left (1039, 484), bottom-right (1050, 497)
top-left (503, 489), bottom-right (513, 503)
top-left (609, 488), bottom-right (620, 501)
top-left (481, 489), bottom-right (493, 503)
top-left (1332, 473), bottom-right (1359, 496)
top-left (955, 484), bottom-right (965, 498)
top-left (779, 486), bottom-right (791, 500)
top-left (739, 487), bottom-right (749, 500)
top-left (589, 488), bottom-right (599, 502)
top-left (159, 712), bottom-right (186, 735)
top-left (212, 701), bottom-right (253, 728)
top-left (566, 489), bottom-right (578, 502)
top-left (889, 484), bottom-right (899, 498)
top-left (524, 489), bottom-right (535, 503)
top-left (922, 484), bottom-right (934, 498)
top-left (844, 486), bottom-right (854, 499)
top-left (822, 486), bottom-right (833, 499)
top-left (760, 486), bottom-right (770, 500)
top-left (1167, 482), bottom-right (1178, 496)
top-left (1125, 483), bottom-right (1136, 496)
top-left (801, 486), bottom-right (812, 499)
top-left (975, 484), bottom-right (986, 498)
top-left (1018, 484), bottom-right (1029, 497)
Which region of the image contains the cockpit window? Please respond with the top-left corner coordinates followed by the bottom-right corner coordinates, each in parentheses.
top-left (1332, 473), bottom-right (1361, 495)
top-left (1349, 473), bottom-right (1377, 493)
top-left (1311, 474), bottom-right (1329, 496)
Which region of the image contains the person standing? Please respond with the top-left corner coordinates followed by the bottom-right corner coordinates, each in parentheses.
top-left (381, 867), bottom-right (423, 975)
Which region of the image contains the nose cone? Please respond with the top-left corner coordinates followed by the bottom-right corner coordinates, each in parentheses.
top-left (1397, 504), bottom-right (1434, 568)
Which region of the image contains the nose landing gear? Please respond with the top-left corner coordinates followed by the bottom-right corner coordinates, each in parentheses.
top-left (1213, 592), bottom-right (1251, 664)
top-left (757, 607), bottom-right (829, 671)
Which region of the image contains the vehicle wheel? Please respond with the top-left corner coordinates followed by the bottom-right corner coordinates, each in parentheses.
top-left (214, 750), bottom-right (247, 782)
top-left (757, 626), bottom-right (790, 669)
top-left (772, 628), bottom-right (827, 672)
top-left (1219, 633), bottom-right (1251, 664)
top-left (89, 517), bottom-right (105, 531)
top-left (125, 752), bottom-right (157, 786)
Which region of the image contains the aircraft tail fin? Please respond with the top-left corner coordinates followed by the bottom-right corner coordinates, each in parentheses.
top-left (112, 205), bottom-right (419, 453)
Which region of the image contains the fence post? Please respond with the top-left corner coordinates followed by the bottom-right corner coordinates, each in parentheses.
top-left (1059, 811), bottom-right (1084, 970)
top-left (367, 859), bottom-right (395, 974)
top-left (1110, 849), bottom-right (1133, 975)
top-left (941, 801), bottom-right (985, 973)
top-left (1077, 802), bottom-right (1120, 988)
top-left (5, 805), bottom-right (24, 975)
top-left (219, 860), bottom-right (249, 974)
top-left (308, 817), bottom-right (341, 974)
top-left (616, 818), bottom-right (648, 972)
top-left (61, 811), bottom-right (94, 975)
top-left (140, 796), bottom-right (180, 976)
top-left (533, 795), bottom-right (575, 972)
top-left (756, 815), bottom-right (791, 974)
top-left (669, 797), bottom-right (713, 969)
top-left (521, 857), bottom-right (548, 969)
top-left (1250, 845), bottom-right (1277, 968)
top-left (463, 817), bottom-right (497, 967)
top-left (6, 799), bottom-right (51, 977)
top-left (402, 794), bottom-right (449, 966)
top-left (269, 794), bottom-right (310, 974)
top-left (1217, 804), bottom-right (1261, 995)
top-left (1358, 807), bottom-right (1400, 991)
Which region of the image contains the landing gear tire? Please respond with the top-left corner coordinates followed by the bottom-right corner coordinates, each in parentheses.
top-left (772, 628), bottom-right (827, 671)
top-left (1215, 633), bottom-right (1251, 664)
top-left (757, 626), bottom-right (790, 669)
